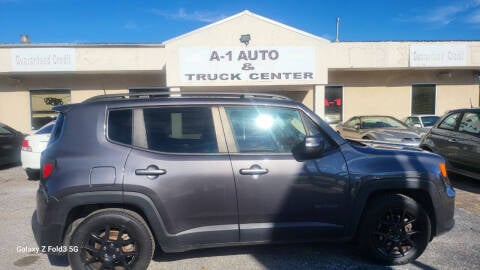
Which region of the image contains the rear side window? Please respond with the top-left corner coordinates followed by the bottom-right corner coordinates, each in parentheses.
top-left (108, 109), bottom-right (133, 145)
top-left (406, 117), bottom-right (420, 126)
top-left (0, 125), bottom-right (12, 135)
top-left (459, 112), bottom-right (480, 135)
top-left (143, 107), bottom-right (218, 153)
top-left (345, 117), bottom-right (360, 128)
top-left (421, 116), bottom-right (440, 127)
top-left (438, 113), bottom-right (460, 131)
top-left (35, 122), bottom-right (55, 135)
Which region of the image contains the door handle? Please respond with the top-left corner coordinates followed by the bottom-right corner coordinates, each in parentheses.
top-left (239, 165), bottom-right (269, 175)
top-left (448, 138), bottom-right (457, 143)
top-left (135, 165), bottom-right (166, 179)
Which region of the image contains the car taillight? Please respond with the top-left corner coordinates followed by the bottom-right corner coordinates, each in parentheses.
top-left (42, 161), bottom-right (55, 179)
top-left (22, 139), bottom-right (32, 152)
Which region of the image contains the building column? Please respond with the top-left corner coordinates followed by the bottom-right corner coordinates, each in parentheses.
top-left (314, 85), bottom-right (325, 118)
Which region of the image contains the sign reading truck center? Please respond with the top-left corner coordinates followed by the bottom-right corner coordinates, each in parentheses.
top-left (178, 46), bottom-right (316, 83)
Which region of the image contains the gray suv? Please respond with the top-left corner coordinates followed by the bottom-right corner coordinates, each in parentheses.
top-left (34, 92), bottom-right (455, 269)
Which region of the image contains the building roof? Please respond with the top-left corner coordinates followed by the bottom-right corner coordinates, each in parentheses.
top-left (164, 10), bottom-right (330, 44)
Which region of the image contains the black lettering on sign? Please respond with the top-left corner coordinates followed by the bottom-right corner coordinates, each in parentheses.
top-left (237, 51), bottom-right (248, 61)
top-left (207, 74), bottom-right (218, 80)
top-left (235, 50), bottom-right (281, 61)
top-left (242, 63), bottom-right (255, 71)
top-left (269, 50), bottom-right (279, 60)
top-left (303, 72), bottom-right (313, 79)
top-left (225, 51), bottom-right (233, 61)
top-left (209, 51), bottom-right (220, 61)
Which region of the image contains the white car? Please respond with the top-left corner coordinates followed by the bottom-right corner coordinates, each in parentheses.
top-left (404, 115), bottom-right (440, 136)
top-left (21, 121), bottom-right (55, 179)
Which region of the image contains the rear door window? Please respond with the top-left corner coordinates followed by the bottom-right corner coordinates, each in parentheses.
top-left (438, 113), bottom-right (461, 131)
top-left (143, 107), bottom-right (218, 153)
top-left (458, 112), bottom-right (480, 135)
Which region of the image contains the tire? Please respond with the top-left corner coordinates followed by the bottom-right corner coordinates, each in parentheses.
top-left (359, 194), bottom-right (431, 265)
top-left (68, 209), bottom-right (154, 270)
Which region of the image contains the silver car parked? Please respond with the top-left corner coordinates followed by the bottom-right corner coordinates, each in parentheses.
top-left (337, 115), bottom-right (422, 147)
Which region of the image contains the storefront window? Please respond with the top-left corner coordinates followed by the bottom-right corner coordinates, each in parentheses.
top-left (30, 89), bottom-right (70, 130)
top-left (324, 86), bottom-right (343, 124)
top-left (412, 85), bottom-right (435, 115)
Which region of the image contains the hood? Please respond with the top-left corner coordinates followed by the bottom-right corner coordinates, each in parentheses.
top-left (367, 128), bottom-right (421, 145)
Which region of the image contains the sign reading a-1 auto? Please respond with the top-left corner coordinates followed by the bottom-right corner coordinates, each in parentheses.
top-left (179, 47), bottom-right (316, 83)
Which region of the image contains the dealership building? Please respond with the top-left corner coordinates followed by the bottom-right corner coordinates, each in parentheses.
top-left (1, 10), bottom-right (479, 133)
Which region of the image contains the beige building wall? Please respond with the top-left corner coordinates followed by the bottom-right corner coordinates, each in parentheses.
top-left (75, 47), bottom-right (165, 72)
top-left (437, 83), bottom-right (479, 115)
top-left (0, 91), bottom-right (30, 132)
top-left (327, 41), bottom-right (480, 69)
top-left (0, 73), bottom-right (164, 133)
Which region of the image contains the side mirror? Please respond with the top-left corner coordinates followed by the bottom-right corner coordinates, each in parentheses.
top-left (413, 124), bottom-right (422, 128)
top-left (354, 124), bottom-right (361, 130)
top-left (292, 136), bottom-right (325, 161)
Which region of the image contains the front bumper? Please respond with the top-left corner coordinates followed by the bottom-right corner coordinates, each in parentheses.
top-left (434, 185), bottom-right (456, 236)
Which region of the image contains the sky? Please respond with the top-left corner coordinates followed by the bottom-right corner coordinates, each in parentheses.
top-left (0, 0), bottom-right (479, 44)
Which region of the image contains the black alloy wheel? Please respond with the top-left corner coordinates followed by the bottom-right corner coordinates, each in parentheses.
top-left (360, 194), bottom-right (431, 265)
top-left (68, 209), bottom-right (154, 270)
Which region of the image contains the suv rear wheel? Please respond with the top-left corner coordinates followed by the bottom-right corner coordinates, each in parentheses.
top-left (68, 209), bottom-right (154, 270)
top-left (359, 194), bottom-right (431, 265)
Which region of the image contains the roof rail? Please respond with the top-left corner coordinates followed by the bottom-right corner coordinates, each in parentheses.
top-left (83, 91), bottom-right (291, 103)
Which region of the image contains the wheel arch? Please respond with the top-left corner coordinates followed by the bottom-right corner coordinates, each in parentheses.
top-left (349, 180), bottom-right (437, 241)
top-left (59, 191), bottom-right (172, 253)
top-left (359, 189), bottom-right (436, 240)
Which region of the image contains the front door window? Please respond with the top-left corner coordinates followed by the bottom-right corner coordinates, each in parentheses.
top-left (225, 106), bottom-right (306, 153)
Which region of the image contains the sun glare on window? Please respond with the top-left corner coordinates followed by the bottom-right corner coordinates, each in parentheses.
top-left (255, 114), bottom-right (274, 129)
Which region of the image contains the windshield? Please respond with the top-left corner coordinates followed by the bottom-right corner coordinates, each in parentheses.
top-left (421, 116), bottom-right (440, 127)
top-left (360, 116), bottom-right (407, 129)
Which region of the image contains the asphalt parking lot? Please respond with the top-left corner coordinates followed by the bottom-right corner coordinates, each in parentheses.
top-left (1, 165), bottom-right (479, 270)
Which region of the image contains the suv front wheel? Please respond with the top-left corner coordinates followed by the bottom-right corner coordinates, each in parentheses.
top-left (68, 209), bottom-right (154, 270)
top-left (359, 194), bottom-right (431, 265)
